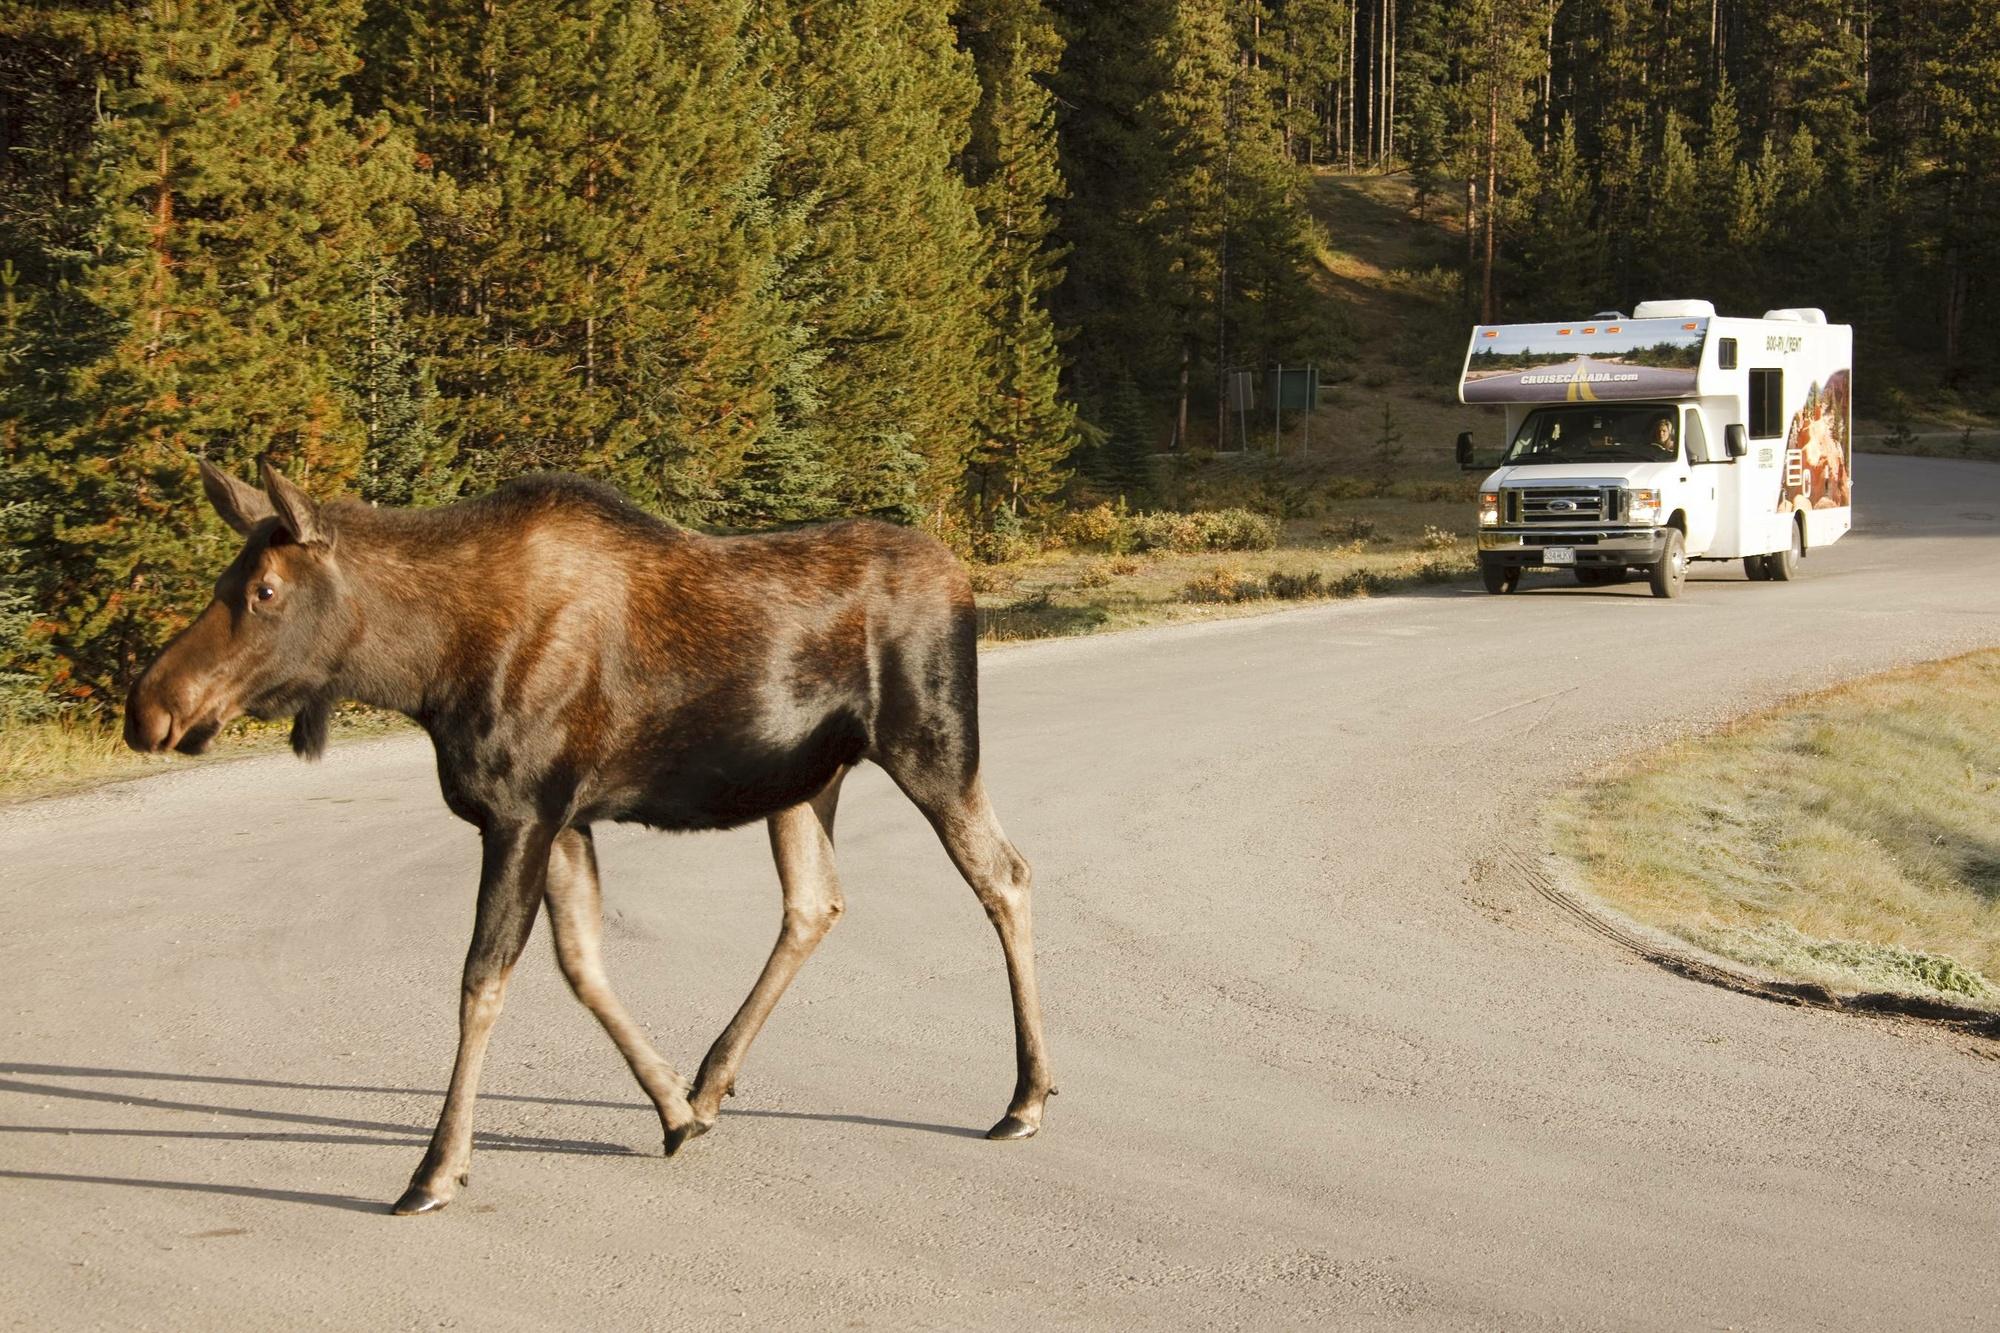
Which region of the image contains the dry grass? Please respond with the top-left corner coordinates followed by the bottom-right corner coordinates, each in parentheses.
top-left (0, 711), bottom-right (166, 802)
top-left (0, 707), bottom-right (411, 806)
top-left (1857, 425), bottom-right (2000, 465)
top-left (1552, 651), bottom-right (2000, 1005)
top-left (975, 500), bottom-right (1477, 641)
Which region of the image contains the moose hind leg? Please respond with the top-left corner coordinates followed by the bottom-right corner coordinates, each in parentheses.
top-left (544, 826), bottom-right (698, 1150)
top-left (913, 775), bottom-right (1053, 1140)
top-left (681, 768), bottom-right (847, 1146)
top-left (395, 823), bottom-right (553, 1216)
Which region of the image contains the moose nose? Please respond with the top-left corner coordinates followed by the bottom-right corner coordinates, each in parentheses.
top-left (123, 680), bottom-right (176, 753)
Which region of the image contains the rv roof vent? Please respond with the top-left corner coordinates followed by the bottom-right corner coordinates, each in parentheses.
top-left (1589, 310), bottom-right (1626, 320)
top-left (1632, 299), bottom-right (1717, 319)
top-left (1762, 307), bottom-right (1827, 324)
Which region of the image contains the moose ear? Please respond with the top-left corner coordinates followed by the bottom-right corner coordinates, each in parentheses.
top-left (199, 459), bottom-right (275, 536)
top-left (260, 461), bottom-right (327, 547)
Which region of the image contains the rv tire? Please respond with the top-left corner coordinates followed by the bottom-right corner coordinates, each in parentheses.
top-left (1480, 559), bottom-right (1523, 594)
top-left (1744, 555), bottom-right (1770, 581)
top-left (1649, 530), bottom-right (1687, 599)
top-left (1769, 520), bottom-right (1803, 581)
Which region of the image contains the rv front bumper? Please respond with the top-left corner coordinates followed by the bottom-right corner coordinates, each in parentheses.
top-left (1477, 527), bottom-right (1669, 567)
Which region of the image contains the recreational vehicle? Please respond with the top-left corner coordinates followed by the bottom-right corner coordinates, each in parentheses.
top-left (1455, 300), bottom-right (1853, 598)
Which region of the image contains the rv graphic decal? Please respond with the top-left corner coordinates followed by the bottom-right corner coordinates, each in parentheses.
top-left (1779, 368), bottom-right (1851, 512)
top-left (1462, 318), bottom-right (1706, 404)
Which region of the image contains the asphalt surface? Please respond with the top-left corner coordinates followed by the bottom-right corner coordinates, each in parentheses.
top-left (5, 455), bottom-right (1999, 1330)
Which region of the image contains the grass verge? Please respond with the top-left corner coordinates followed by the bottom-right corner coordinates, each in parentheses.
top-left (975, 475), bottom-right (1478, 642)
top-left (0, 706), bottom-right (410, 806)
top-left (1550, 651), bottom-right (2000, 1007)
top-left (1859, 425), bottom-right (2000, 465)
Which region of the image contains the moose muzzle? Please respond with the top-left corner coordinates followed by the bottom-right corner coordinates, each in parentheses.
top-left (123, 603), bottom-right (237, 755)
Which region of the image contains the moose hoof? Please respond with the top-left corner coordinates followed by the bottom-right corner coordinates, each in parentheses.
top-left (392, 1184), bottom-right (452, 1216)
top-left (663, 1118), bottom-right (713, 1157)
top-left (985, 1114), bottom-right (1040, 1141)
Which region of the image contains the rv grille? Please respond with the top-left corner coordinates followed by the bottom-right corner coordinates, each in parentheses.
top-left (1509, 486), bottom-right (1609, 524)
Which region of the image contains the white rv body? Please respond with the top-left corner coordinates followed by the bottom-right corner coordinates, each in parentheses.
top-left (1457, 300), bottom-right (1853, 597)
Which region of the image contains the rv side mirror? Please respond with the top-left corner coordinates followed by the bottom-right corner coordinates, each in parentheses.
top-left (1455, 431), bottom-right (1476, 471)
top-left (1724, 424), bottom-right (1748, 459)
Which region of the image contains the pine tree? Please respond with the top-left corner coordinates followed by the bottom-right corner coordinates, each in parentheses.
top-left (1515, 117), bottom-right (1600, 317)
top-left (962, 22), bottom-right (1078, 537)
top-left (343, 255), bottom-right (452, 507)
top-left (738, 0), bottom-right (989, 529)
top-left (1643, 110), bottom-right (1703, 297)
top-left (4, 0), bottom-right (419, 703)
top-left (1049, 0), bottom-right (1179, 447)
top-left (359, 0), bottom-right (782, 518)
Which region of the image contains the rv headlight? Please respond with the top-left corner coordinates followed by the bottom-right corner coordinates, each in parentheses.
top-left (1626, 488), bottom-right (1662, 524)
top-left (1479, 491), bottom-right (1501, 526)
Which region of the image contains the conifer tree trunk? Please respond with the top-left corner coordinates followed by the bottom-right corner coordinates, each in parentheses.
top-left (1363, 1), bottom-right (1374, 165)
top-left (1465, 176), bottom-right (1477, 299)
top-left (1177, 340), bottom-right (1191, 450)
top-left (1386, 0), bottom-right (1396, 164)
top-left (1346, 2), bottom-right (1357, 169)
top-left (1483, 37), bottom-right (1499, 323)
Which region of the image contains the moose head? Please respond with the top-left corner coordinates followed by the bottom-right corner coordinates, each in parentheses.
top-left (123, 462), bottom-right (356, 759)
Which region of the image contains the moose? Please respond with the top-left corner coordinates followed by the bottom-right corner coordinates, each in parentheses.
top-left (124, 462), bottom-right (1054, 1215)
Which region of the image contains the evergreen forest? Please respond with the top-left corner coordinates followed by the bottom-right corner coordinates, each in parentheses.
top-left (4, 0), bottom-right (1997, 710)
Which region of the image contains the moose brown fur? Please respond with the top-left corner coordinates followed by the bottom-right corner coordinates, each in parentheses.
top-left (125, 462), bottom-right (1053, 1215)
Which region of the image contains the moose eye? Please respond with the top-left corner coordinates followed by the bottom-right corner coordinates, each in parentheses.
top-left (255, 584), bottom-right (276, 603)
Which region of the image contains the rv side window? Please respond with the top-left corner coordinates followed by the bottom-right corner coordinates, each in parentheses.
top-left (1684, 410), bottom-right (1711, 463)
top-left (1749, 369), bottom-right (1784, 438)
top-left (1718, 338), bottom-right (1738, 370)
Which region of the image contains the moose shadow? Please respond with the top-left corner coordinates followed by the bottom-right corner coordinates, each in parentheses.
top-left (0, 1062), bottom-right (982, 1214)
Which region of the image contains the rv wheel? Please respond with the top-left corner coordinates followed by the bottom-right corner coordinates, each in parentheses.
top-left (1480, 560), bottom-right (1523, 594)
top-left (1743, 555), bottom-right (1770, 581)
top-left (1649, 530), bottom-right (1687, 599)
top-left (1768, 521), bottom-right (1803, 581)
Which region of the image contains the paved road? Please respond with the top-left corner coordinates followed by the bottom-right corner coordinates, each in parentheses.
top-left (5, 456), bottom-right (1999, 1329)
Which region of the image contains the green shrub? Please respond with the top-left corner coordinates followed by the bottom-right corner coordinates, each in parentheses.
top-left (1179, 565), bottom-right (1263, 603)
top-left (1064, 503), bottom-right (1279, 555)
top-left (1416, 557), bottom-right (1466, 583)
top-left (1419, 524), bottom-right (1460, 551)
top-left (1321, 516), bottom-right (1376, 543)
top-left (1264, 569), bottom-right (1325, 599)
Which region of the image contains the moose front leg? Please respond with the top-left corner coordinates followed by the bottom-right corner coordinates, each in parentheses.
top-left (394, 822), bottom-right (555, 1216)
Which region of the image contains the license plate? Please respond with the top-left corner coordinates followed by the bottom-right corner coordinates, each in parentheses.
top-left (1543, 546), bottom-right (1575, 565)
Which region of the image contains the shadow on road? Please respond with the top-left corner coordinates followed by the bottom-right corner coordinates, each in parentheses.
top-left (0, 1168), bottom-right (387, 1215)
top-left (0, 1072), bottom-right (632, 1155)
top-left (720, 1106), bottom-right (986, 1140)
top-left (0, 1062), bottom-right (990, 1214)
top-left (0, 1061), bottom-right (648, 1111)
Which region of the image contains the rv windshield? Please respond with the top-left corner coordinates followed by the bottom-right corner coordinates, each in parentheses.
top-left (1502, 405), bottom-right (1680, 465)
